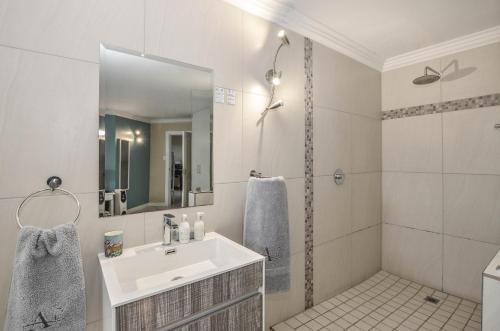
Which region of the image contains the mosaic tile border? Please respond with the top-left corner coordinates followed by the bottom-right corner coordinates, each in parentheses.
top-left (382, 92), bottom-right (500, 120)
top-left (304, 37), bottom-right (314, 309)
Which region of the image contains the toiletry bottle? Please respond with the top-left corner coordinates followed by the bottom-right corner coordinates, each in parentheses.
top-left (194, 212), bottom-right (205, 241)
top-left (179, 214), bottom-right (190, 244)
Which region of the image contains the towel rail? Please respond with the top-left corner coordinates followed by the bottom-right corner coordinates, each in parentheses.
top-left (15, 176), bottom-right (81, 229)
top-left (249, 170), bottom-right (270, 178)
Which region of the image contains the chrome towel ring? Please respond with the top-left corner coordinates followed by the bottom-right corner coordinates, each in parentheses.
top-left (16, 176), bottom-right (81, 229)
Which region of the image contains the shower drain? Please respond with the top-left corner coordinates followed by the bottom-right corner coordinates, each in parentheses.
top-left (424, 296), bottom-right (440, 304)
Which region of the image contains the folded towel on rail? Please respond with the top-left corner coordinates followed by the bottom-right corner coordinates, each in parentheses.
top-left (244, 176), bottom-right (290, 293)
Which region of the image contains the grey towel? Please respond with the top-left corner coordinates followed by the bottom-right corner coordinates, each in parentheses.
top-left (244, 176), bottom-right (290, 293)
top-left (4, 224), bottom-right (86, 331)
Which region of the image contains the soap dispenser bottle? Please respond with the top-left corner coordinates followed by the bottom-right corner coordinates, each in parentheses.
top-left (179, 214), bottom-right (190, 244)
top-left (194, 212), bottom-right (205, 241)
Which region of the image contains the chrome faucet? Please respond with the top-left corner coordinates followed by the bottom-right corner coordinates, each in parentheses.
top-left (163, 214), bottom-right (178, 246)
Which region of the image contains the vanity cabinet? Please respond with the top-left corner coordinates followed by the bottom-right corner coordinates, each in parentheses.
top-left (113, 262), bottom-right (263, 331)
top-left (100, 233), bottom-right (265, 331)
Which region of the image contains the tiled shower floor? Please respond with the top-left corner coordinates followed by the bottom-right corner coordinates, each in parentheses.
top-left (272, 271), bottom-right (481, 331)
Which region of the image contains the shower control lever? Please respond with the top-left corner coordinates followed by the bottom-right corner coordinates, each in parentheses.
top-left (495, 124), bottom-right (500, 129)
top-left (334, 169), bottom-right (345, 185)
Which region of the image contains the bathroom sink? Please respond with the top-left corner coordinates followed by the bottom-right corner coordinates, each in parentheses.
top-left (99, 232), bottom-right (264, 307)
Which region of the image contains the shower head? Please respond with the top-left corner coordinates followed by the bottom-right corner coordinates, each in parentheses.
top-left (413, 66), bottom-right (441, 85)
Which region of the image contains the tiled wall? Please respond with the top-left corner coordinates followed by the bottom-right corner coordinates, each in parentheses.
top-left (381, 42), bottom-right (500, 302)
top-left (0, 0), bottom-right (381, 329)
top-left (312, 43), bottom-right (382, 305)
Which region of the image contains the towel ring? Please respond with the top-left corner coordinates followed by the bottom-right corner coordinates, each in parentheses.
top-left (16, 176), bottom-right (81, 229)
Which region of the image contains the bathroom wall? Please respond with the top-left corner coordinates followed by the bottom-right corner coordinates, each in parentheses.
top-left (312, 43), bottom-right (382, 304)
top-left (0, 0), bottom-right (380, 329)
top-left (382, 42), bottom-right (500, 302)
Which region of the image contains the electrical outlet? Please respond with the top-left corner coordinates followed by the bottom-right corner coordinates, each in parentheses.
top-left (226, 89), bottom-right (236, 105)
top-left (214, 87), bottom-right (225, 104)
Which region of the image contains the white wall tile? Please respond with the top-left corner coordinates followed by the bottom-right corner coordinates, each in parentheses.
top-left (382, 223), bottom-right (442, 290)
top-left (213, 92), bottom-right (245, 184)
top-left (314, 236), bottom-right (352, 304)
top-left (382, 113), bottom-right (442, 172)
top-left (0, 0), bottom-right (144, 63)
top-left (314, 108), bottom-right (351, 176)
top-left (242, 92), bottom-right (304, 179)
top-left (352, 225), bottom-right (381, 285)
top-left (383, 172), bottom-right (443, 233)
top-left (266, 252), bottom-right (305, 328)
top-left (145, 0), bottom-right (243, 90)
top-left (314, 42), bottom-right (381, 118)
top-left (443, 106), bottom-right (500, 175)
top-left (0, 46), bottom-right (99, 198)
top-left (352, 172), bottom-right (381, 232)
top-left (242, 13), bottom-right (305, 105)
top-left (382, 59), bottom-right (441, 111)
top-left (352, 115), bottom-right (382, 173)
top-left (285, 178), bottom-right (306, 255)
top-left (314, 176), bottom-right (351, 246)
top-left (444, 174), bottom-right (500, 245)
top-left (441, 43), bottom-right (500, 102)
top-left (443, 235), bottom-right (500, 302)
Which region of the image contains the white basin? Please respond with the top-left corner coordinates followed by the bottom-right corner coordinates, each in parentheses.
top-left (99, 232), bottom-right (264, 307)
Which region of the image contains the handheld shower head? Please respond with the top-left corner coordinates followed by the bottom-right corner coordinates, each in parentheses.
top-left (413, 66), bottom-right (441, 85)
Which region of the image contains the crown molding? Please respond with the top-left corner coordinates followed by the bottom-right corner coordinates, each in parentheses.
top-left (383, 25), bottom-right (500, 72)
top-left (223, 0), bottom-right (384, 71)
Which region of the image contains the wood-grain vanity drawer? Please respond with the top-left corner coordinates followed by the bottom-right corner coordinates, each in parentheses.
top-left (116, 262), bottom-right (263, 331)
top-left (172, 294), bottom-right (262, 331)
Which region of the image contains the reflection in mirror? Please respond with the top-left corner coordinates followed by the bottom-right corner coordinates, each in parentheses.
top-left (98, 45), bottom-right (213, 217)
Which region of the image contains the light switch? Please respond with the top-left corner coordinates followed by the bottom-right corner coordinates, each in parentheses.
top-left (214, 87), bottom-right (225, 104)
top-left (226, 89), bottom-right (236, 105)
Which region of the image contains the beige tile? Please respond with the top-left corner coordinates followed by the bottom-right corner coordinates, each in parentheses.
top-left (86, 320), bottom-right (102, 331)
top-left (314, 236), bottom-right (352, 304)
top-left (314, 108), bottom-right (351, 176)
top-left (352, 115), bottom-right (382, 173)
top-left (444, 174), bottom-right (500, 244)
top-left (0, 198), bottom-right (25, 328)
top-left (314, 42), bottom-right (381, 118)
top-left (352, 225), bottom-right (381, 285)
top-left (383, 172), bottom-right (443, 233)
top-left (242, 92), bottom-right (304, 179)
top-left (314, 176), bottom-right (351, 246)
top-left (145, 0), bottom-right (243, 89)
top-left (0, 0), bottom-right (144, 63)
top-left (443, 106), bottom-right (500, 175)
top-left (242, 13), bottom-right (305, 105)
top-left (443, 235), bottom-right (499, 302)
top-left (441, 43), bottom-right (500, 102)
top-left (382, 59), bottom-right (441, 111)
top-left (266, 252), bottom-right (305, 329)
top-left (285, 178), bottom-right (306, 255)
top-left (0, 46), bottom-right (99, 198)
top-left (382, 224), bottom-right (442, 290)
top-left (213, 94), bottom-right (245, 184)
top-left (352, 172), bottom-right (381, 232)
top-left (382, 113), bottom-right (442, 172)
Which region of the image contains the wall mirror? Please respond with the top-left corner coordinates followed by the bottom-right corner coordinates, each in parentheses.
top-left (98, 45), bottom-right (213, 217)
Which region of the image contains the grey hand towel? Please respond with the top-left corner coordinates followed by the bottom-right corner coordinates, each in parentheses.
top-left (4, 224), bottom-right (86, 331)
top-left (244, 176), bottom-right (290, 293)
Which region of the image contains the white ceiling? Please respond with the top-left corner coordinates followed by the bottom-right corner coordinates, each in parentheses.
top-left (226, 0), bottom-right (500, 70)
top-left (294, 0), bottom-right (500, 59)
top-left (99, 47), bottom-right (212, 121)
